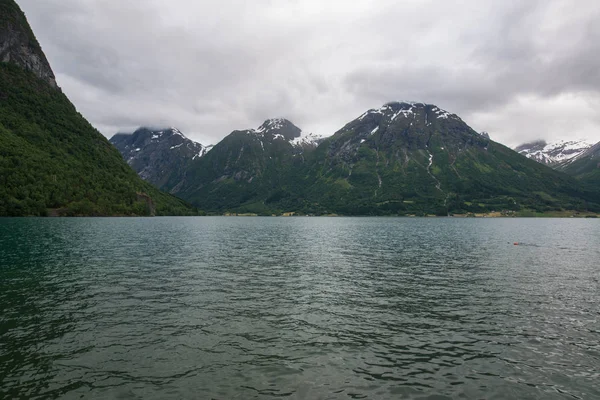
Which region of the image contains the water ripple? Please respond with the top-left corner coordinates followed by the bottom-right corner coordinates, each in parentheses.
top-left (1, 217), bottom-right (599, 399)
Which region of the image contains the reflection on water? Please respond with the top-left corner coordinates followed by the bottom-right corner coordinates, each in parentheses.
top-left (1, 217), bottom-right (599, 399)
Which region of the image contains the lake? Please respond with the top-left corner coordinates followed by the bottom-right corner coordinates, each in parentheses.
top-left (1, 217), bottom-right (599, 399)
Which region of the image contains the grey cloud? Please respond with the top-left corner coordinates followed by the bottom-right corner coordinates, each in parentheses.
top-left (16, 0), bottom-right (600, 147)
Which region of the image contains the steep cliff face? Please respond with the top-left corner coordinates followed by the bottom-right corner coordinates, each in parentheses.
top-left (0, 0), bottom-right (57, 88)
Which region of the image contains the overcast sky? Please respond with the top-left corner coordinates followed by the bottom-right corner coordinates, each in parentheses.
top-left (18, 0), bottom-right (600, 147)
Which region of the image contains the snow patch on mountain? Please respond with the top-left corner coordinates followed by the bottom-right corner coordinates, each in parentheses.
top-left (431, 106), bottom-right (452, 119)
top-left (391, 107), bottom-right (415, 121)
top-left (291, 132), bottom-right (323, 147)
top-left (193, 145), bottom-right (213, 160)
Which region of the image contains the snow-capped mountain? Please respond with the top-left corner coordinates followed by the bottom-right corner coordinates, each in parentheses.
top-left (175, 101), bottom-right (596, 215)
top-left (105, 103), bottom-right (600, 215)
top-left (172, 118), bottom-right (330, 205)
top-left (110, 119), bottom-right (323, 196)
top-left (250, 118), bottom-right (323, 148)
top-left (514, 139), bottom-right (592, 166)
top-left (110, 127), bottom-right (212, 193)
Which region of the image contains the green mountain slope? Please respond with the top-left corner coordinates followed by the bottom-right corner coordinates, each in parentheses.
top-left (0, 0), bottom-right (196, 216)
top-left (178, 119), bottom-right (321, 214)
top-left (176, 102), bottom-right (599, 215)
top-left (297, 102), bottom-right (599, 215)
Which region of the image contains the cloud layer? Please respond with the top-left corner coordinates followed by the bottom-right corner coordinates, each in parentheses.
top-left (18, 0), bottom-right (600, 147)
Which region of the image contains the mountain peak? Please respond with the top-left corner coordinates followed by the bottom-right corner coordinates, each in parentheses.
top-left (257, 118), bottom-right (289, 130)
top-left (118, 126), bottom-right (209, 155)
top-left (0, 0), bottom-right (57, 88)
top-left (357, 102), bottom-right (461, 124)
top-left (253, 118), bottom-right (302, 141)
top-left (338, 101), bottom-right (472, 145)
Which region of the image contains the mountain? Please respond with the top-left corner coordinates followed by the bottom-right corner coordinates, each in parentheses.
top-left (0, 0), bottom-right (197, 216)
top-left (294, 102), bottom-right (598, 215)
top-left (110, 127), bottom-right (212, 193)
top-left (515, 139), bottom-right (592, 166)
top-left (560, 141), bottom-right (600, 189)
top-left (110, 119), bottom-right (324, 199)
top-left (171, 102), bottom-right (599, 215)
top-left (175, 118), bottom-right (322, 211)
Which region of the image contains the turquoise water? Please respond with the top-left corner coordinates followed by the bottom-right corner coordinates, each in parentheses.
top-left (1, 217), bottom-right (599, 399)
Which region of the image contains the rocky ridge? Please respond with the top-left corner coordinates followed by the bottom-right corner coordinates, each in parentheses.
top-left (0, 0), bottom-right (57, 88)
top-left (110, 127), bottom-right (212, 193)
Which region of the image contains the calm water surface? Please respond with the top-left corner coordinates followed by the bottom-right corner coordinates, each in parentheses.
top-left (1, 217), bottom-right (599, 399)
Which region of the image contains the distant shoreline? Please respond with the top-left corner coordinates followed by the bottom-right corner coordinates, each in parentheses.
top-left (2, 211), bottom-right (598, 218)
top-left (219, 211), bottom-right (599, 218)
